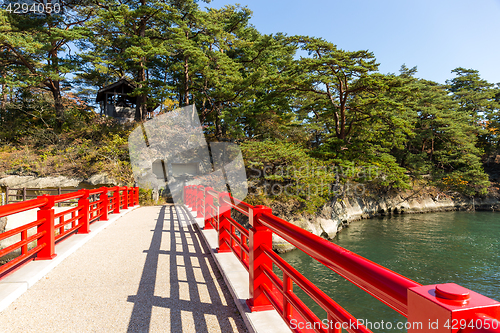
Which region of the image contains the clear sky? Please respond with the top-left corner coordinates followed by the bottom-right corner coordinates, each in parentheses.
top-left (207, 0), bottom-right (500, 85)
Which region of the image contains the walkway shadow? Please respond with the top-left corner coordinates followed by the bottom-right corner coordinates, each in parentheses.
top-left (127, 205), bottom-right (246, 333)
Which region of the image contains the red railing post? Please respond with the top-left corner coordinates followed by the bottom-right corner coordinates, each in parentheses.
top-left (118, 188), bottom-right (123, 210)
top-left (192, 186), bottom-right (196, 209)
top-left (246, 205), bottom-right (274, 312)
top-left (78, 189), bottom-right (90, 234)
top-left (407, 283), bottom-right (500, 333)
top-left (283, 273), bottom-right (293, 322)
top-left (204, 187), bottom-right (214, 229)
top-left (36, 194), bottom-right (56, 260)
top-left (135, 187), bottom-right (139, 206)
top-left (195, 186), bottom-right (199, 212)
top-left (100, 187), bottom-right (109, 221)
top-left (217, 192), bottom-right (231, 253)
top-left (123, 187), bottom-right (129, 209)
top-left (197, 185), bottom-right (204, 218)
top-left (191, 186), bottom-right (195, 208)
top-left (188, 186), bottom-right (193, 208)
top-left (113, 187), bottom-right (120, 214)
top-left (192, 186), bottom-right (197, 211)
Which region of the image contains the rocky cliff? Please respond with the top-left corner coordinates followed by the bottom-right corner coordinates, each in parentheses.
top-left (271, 189), bottom-right (500, 253)
top-left (0, 174), bottom-right (119, 189)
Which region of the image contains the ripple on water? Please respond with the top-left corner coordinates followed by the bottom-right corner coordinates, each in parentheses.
top-left (279, 211), bottom-right (500, 332)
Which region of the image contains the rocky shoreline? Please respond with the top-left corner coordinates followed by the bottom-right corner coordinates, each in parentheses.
top-left (2, 174), bottom-right (500, 255)
top-left (271, 190), bottom-right (500, 253)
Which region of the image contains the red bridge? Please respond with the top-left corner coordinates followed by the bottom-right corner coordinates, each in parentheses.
top-left (0, 185), bottom-right (498, 332)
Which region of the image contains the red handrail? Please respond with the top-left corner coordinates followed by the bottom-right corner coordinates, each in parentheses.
top-left (259, 211), bottom-right (419, 316)
top-left (222, 195), bottom-right (252, 216)
top-left (186, 184), bottom-right (500, 333)
top-left (262, 244), bottom-right (371, 333)
top-left (0, 186), bottom-right (139, 278)
top-left (0, 197), bottom-right (49, 218)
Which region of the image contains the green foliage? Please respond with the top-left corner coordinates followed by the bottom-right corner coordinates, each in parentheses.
top-left (138, 188), bottom-right (155, 206)
top-left (0, 2), bottom-right (90, 123)
top-left (241, 140), bottom-right (334, 213)
top-left (446, 68), bottom-right (500, 154)
top-left (0, 90), bottom-right (135, 184)
top-left (436, 155), bottom-right (490, 196)
top-left (0, 1), bottom-right (497, 213)
top-left (241, 140), bottom-right (410, 213)
top-left (389, 70), bottom-right (491, 196)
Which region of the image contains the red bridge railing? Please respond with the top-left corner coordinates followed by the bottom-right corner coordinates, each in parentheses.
top-left (185, 185), bottom-right (500, 333)
top-left (0, 186), bottom-right (139, 278)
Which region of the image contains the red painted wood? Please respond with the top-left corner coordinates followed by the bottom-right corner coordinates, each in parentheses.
top-left (0, 186), bottom-right (137, 277)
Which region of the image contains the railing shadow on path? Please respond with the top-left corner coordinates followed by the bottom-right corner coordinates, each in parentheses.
top-left (126, 205), bottom-right (247, 333)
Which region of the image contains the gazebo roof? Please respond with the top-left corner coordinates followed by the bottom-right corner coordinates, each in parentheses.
top-left (96, 78), bottom-right (137, 102)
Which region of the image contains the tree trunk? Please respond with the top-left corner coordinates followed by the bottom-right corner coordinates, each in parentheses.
top-left (136, 59), bottom-right (148, 121)
top-left (183, 55), bottom-right (190, 106)
top-left (49, 36), bottom-right (64, 126)
top-left (339, 109), bottom-right (346, 140)
top-left (136, 94), bottom-right (147, 121)
top-left (0, 72), bottom-right (5, 110)
top-left (430, 137), bottom-right (434, 161)
top-left (0, 81), bottom-right (5, 114)
top-left (50, 82), bottom-right (64, 126)
top-left (338, 91), bottom-right (347, 140)
top-left (0, 82), bottom-right (5, 124)
top-left (135, 0), bottom-right (148, 121)
top-left (215, 104), bottom-right (222, 139)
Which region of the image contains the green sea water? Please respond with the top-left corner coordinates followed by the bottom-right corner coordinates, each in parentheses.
top-left (279, 211), bottom-right (500, 332)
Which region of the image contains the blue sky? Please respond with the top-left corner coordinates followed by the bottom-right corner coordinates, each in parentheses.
top-left (207, 0), bottom-right (500, 85)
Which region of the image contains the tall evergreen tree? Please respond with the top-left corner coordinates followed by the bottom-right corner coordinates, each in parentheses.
top-left (79, 0), bottom-right (210, 120)
top-left (392, 68), bottom-right (490, 195)
top-left (0, 0), bottom-right (89, 125)
top-left (446, 68), bottom-right (500, 153)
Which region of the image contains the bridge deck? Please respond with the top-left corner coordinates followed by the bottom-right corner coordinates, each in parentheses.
top-left (0, 205), bottom-right (247, 333)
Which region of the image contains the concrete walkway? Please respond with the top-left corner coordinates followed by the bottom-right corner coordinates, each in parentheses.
top-left (0, 205), bottom-right (247, 333)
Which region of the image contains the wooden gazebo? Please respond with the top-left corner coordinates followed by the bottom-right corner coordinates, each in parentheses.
top-left (96, 78), bottom-right (138, 121)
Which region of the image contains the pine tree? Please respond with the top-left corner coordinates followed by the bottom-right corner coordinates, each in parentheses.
top-left (0, 0), bottom-right (89, 126)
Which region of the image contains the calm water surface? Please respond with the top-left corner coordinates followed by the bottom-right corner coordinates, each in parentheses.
top-left (279, 211), bottom-right (500, 332)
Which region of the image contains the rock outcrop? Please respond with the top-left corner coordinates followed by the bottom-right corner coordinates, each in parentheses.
top-left (85, 173), bottom-right (118, 187)
top-left (0, 174), bottom-right (119, 189)
top-left (0, 175), bottom-right (82, 188)
top-left (272, 190), bottom-right (500, 253)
